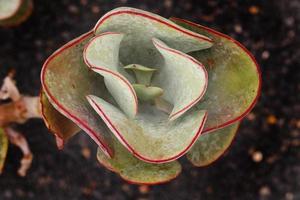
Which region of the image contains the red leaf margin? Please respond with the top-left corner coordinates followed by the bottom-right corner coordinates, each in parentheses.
top-left (170, 17), bottom-right (262, 134)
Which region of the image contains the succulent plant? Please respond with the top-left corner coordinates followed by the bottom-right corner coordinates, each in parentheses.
top-left (0, 0), bottom-right (33, 27)
top-left (41, 7), bottom-right (261, 184)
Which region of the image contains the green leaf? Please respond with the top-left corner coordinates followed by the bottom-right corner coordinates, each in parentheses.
top-left (41, 31), bottom-right (114, 157)
top-left (97, 137), bottom-right (181, 185)
top-left (40, 90), bottom-right (80, 149)
top-left (0, 128), bottom-right (8, 174)
top-left (152, 38), bottom-right (208, 121)
top-left (132, 84), bottom-right (163, 101)
top-left (0, 0), bottom-right (32, 26)
top-left (87, 95), bottom-right (207, 163)
top-left (94, 7), bottom-right (213, 67)
top-left (124, 64), bottom-right (156, 85)
top-left (0, 0), bottom-right (20, 19)
top-left (171, 18), bottom-right (261, 132)
top-left (83, 32), bottom-right (137, 118)
top-left (187, 122), bottom-right (239, 167)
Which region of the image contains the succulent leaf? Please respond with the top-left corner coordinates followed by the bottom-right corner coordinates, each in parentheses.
top-left (40, 91), bottom-right (80, 149)
top-left (97, 137), bottom-right (181, 185)
top-left (41, 31), bottom-right (114, 157)
top-left (0, 0), bottom-right (21, 19)
top-left (187, 122), bottom-right (239, 167)
top-left (0, 128), bottom-right (8, 174)
top-left (132, 84), bottom-right (163, 101)
top-left (124, 64), bottom-right (156, 85)
top-left (171, 18), bottom-right (261, 133)
top-left (83, 32), bottom-right (138, 118)
top-left (87, 95), bottom-right (207, 163)
top-left (94, 7), bottom-right (213, 67)
top-left (152, 38), bottom-right (208, 120)
top-left (0, 0), bottom-right (33, 27)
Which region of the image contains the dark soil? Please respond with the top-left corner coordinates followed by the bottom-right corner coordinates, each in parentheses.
top-left (0, 0), bottom-right (299, 199)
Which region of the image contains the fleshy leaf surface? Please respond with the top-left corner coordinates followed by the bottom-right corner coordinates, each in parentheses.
top-left (0, 0), bottom-right (32, 26)
top-left (0, 0), bottom-right (20, 19)
top-left (41, 31), bottom-right (114, 157)
top-left (87, 95), bottom-right (207, 163)
top-left (124, 64), bottom-right (156, 85)
top-left (83, 32), bottom-right (137, 118)
top-left (152, 38), bottom-right (208, 120)
top-left (0, 128), bottom-right (8, 174)
top-left (94, 7), bottom-right (213, 67)
top-left (171, 18), bottom-right (261, 133)
top-left (132, 84), bottom-right (163, 101)
top-left (187, 122), bottom-right (239, 167)
top-left (97, 137), bottom-right (181, 185)
top-left (40, 90), bottom-right (80, 149)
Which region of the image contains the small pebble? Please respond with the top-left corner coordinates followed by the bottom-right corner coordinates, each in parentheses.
top-left (80, 0), bottom-right (88, 6)
top-left (91, 5), bottom-right (100, 14)
top-left (121, 184), bottom-right (130, 193)
top-left (259, 186), bottom-right (271, 197)
top-left (285, 192), bottom-right (294, 200)
top-left (68, 5), bottom-right (79, 14)
top-left (267, 115), bottom-right (277, 125)
top-left (81, 187), bottom-right (93, 196)
top-left (247, 112), bottom-right (256, 121)
top-left (234, 24), bottom-right (243, 34)
top-left (249, 5), bottom-right (260, 15)
top-left (285, 17), bottom-right (295, 27)
top-left (252, 151), bottom-right (263, 162)
top-left (81, 147), bottom-right (91, 159)
top-left (296, 120), bottom-right (300, 128)
top-left (261, 51), bottom-right (270, 60)
top-left (139, 185), bottom-right (150, 194)
top-left (164, 0), bottom-right (173, 9)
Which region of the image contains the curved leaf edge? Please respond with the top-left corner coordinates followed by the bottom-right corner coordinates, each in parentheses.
top-left (0, 0), bottom-right (22, 20)
top-left (94, 7), bottom-right (213, 45)
top-left (40, 90), bottom-right (81, 150)
top-left (170, 17), bottom-right (262, 134)
top-left (40, 89), bottom-right (64, 149)
top-left (83, 32), bottom-right (139, 117)
top-left (152, 38), bottom-right (208, 121)
top-left (0, 0), bottom-right (33, 27)
top-left (96, 149), bottom-right (182, 185)
top-left (87, 95), bottom-right (208, 164)
top-left (189, 122), bottom-right (241, 168)
top-left (40, 31), bottom-right (113, 158)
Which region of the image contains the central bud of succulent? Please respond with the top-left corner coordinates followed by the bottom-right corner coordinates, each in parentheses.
top-left (83, 29), bottom-right (210, 164)
top-left (124, 64), bottom-right (164, 102)
top-left (84, 32), bottom-right (209, 121)
top-left (63, 7), bottom-right (213, 167)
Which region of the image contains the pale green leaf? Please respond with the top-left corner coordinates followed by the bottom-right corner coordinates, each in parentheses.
top-left (171, 18), bottom-right (261, 132)
top-left (94, 7), bottom-right (213, 67)
top-left (152, 38), bottom-right (208, 120)
top-left (83, 32), bottom-right (137, 118)
top-left (97, 137), bottom-right (181, 185)
top-left (187, 123), bottom-right (239, 167)
top-left (87, 95), bottom-right (207, 163)
top-left (41, 31), bottom-right (114, 157)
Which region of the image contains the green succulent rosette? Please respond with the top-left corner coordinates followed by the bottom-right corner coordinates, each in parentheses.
top-left (40, 7), bottom-right (261, 184)
top-left (0, 0), bottom-right (33, 27)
